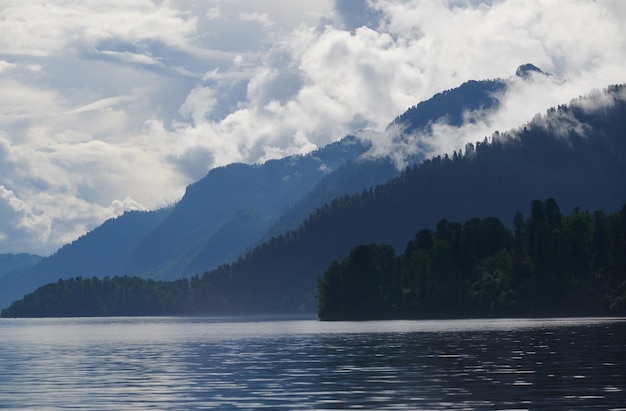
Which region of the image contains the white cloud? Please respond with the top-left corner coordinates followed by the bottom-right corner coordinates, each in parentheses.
top-left (0, 0), bottom-right (624, 255)
top-left (206, 7), bottom-right (221, 20)
top-left (0, 60), bottom-right (16, 73)
top-left (0, 79), bottom-right (61, 125)
top-left (179, 86), bottom-right (218, 125)
top-left (0, 184), bottom-right (52, 252)
top-left (0, 1), bottom-right (197, 58)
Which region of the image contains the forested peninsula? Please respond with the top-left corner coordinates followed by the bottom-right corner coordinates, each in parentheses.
top-left (317, 199), bottom-right (626, 320)
top-left (2, 199), bottom-right (625, 319)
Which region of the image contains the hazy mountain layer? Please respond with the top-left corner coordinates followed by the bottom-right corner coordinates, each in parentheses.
top-left (0, 253), bottom-right (42, 279)
top-left (0, 253), bottom-right (43, 309)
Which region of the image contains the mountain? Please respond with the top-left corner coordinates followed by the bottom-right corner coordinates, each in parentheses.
top-left (392, 78), bottom-right (505, 134)
top-left (0, 65), bottom-right (552, 309)
top-left (515, 63), bottom-right (547, 79)
top-left (186, 84), bottom-right (626, 314)
top-left (0, 253), bottom-right (42, 279)
top-left (10, 83), bottom-right (624, 318)
top-left (120, 68), bottom-right (527, 279)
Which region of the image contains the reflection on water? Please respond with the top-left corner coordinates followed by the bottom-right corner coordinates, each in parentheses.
top-left (1, 317), bottom-right (625, 409)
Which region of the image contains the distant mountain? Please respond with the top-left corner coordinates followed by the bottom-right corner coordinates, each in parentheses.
top-left (0, 209), bottom-right (170, 309)
top-left (0, 253), bottom-right (42, 279)
top-left (158, 208), bottom-right (269, 280)
top-left (188, 84), bottom-right (626, 314)
top-left (392, 78), bottom-right (505, 135)
top-left (0, 253), bottom-right (43, 312)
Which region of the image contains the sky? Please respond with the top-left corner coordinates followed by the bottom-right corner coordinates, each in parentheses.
top-left (0, 0), bottom-right (625, 256)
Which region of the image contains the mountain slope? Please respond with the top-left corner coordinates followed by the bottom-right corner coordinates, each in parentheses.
top-left (191, 84), bottom-right (626, 314)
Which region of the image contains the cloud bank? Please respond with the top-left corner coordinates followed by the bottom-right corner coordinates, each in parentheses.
top-left (0, 0), bottom-right (624, 255)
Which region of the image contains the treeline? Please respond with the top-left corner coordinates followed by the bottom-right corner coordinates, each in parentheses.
top-left (1, 269), bottom-right (263, 317)
top-left (317, 199), bottom-right (626, 320)
top-left (1, 276), bottom-right (193, 317)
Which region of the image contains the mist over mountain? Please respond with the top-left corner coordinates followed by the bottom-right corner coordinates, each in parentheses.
top-left (264, 70), bottom-right (527, 238)
top-left (135, 69), bottom-right (529, 276)
top-left (0, 70), bottom-right (515, 306)
top-left (392, 79), bottom-right (506, 135)
top-left (187, 84), bottom-right (626, 314)
top-left (0, 253), bottom-right (42, 311)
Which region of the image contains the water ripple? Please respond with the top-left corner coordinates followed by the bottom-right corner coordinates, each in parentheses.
top-left (0, 317), bottom-right (625, 409)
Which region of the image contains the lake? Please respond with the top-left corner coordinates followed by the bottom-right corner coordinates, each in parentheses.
top-left (1, 316), bottom-right (625, 410)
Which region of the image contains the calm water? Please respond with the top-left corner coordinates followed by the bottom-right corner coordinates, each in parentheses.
top-left (1, 316), bottom-right (625, 410)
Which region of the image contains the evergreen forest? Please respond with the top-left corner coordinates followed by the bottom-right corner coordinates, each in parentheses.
top-left (317, 200), bottom-right (626, 320)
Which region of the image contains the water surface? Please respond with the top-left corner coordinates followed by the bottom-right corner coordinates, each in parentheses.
top-left (1, 316), bottom-right (625, 409)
